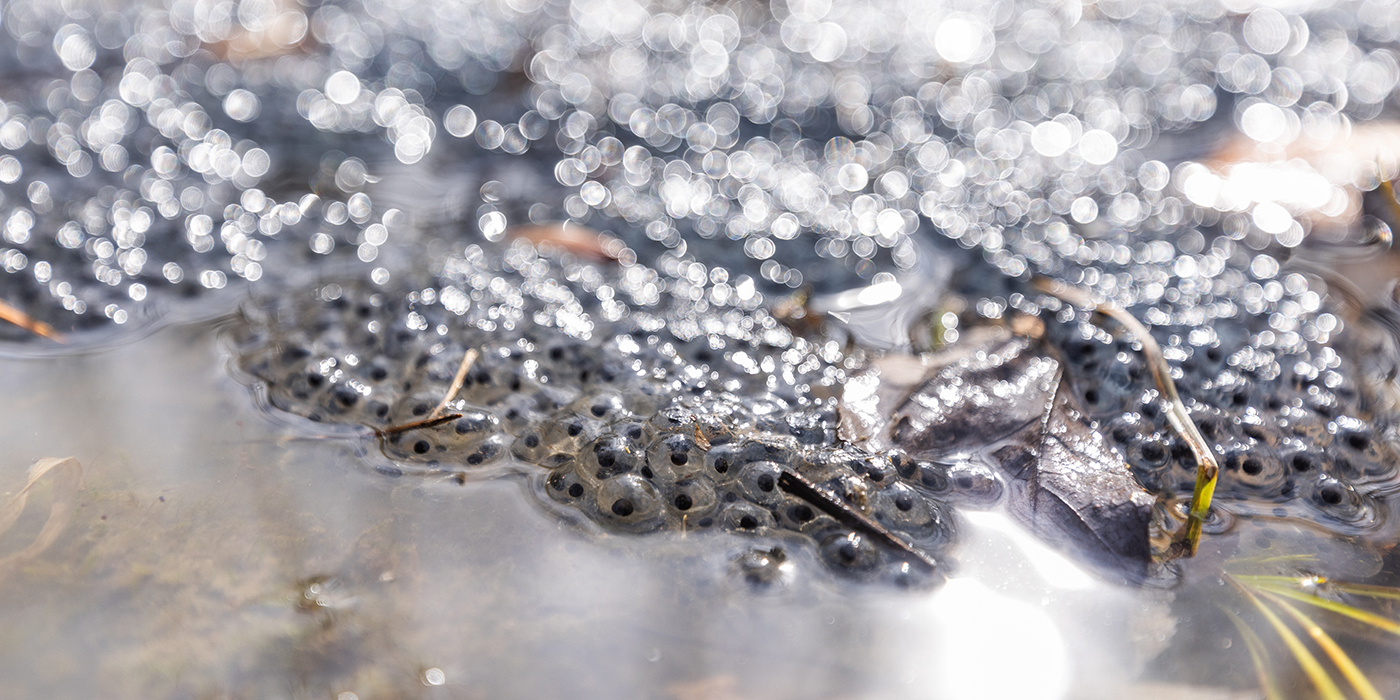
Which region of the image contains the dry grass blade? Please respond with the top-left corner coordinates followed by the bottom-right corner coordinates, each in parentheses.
top-left (1226, 575), bottom-right (1346, 700)
top-left (0, 457), bottom-right (83, 582)
top-left (1031, 277), bottom-right (1219, 557)
top-left (1223, 606), bottom-right (1284, 700)
top-left (1260, 591), bottom-right (1384, 700)
top-left (0, 299), bottom-right (66, 343)
top-left (1242, 579), bottom-right (1400, 637)
top-left (428, 348), bottom-right (479, 420)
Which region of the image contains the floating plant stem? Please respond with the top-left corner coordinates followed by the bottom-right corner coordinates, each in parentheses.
top-left (1223, 606), bottom-right (1283, 700)
top-left (0, 299), bottom-right (65, 343)
top-left (776, 469), bottom-right (936, 572)
top-left (1261, 591), bottom-right (1384, 700)
top-left (429, 347), bottom-right (479, 420)
top-left (1031, 277), bottom-right (1219, 558)
top-left (1227, 575), bottom-right (1346, 700)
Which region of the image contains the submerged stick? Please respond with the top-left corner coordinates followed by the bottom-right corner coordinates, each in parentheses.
top-left (429, 347), bottom-right (479, 420)
top-left (0, 299), bottom-right (65, 343)
top-left (1031, 277), bottom-right (1220, 558)
top-left (776, 469), bottom-right (937, 572)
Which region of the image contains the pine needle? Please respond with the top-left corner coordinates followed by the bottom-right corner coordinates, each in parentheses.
top-left (1223, 606), bottom-right (1284, 700)
top-left (1330, 582), bottom-right (1400, 602)
top-left (1243, 580), bottom-right (1400, 637)
top-left (1227, 575), bottom-right (1346, 700)
top-left (1260, 591), bottom-right (1384, 700)
top-left (0, 299), bottom-right (66, 343)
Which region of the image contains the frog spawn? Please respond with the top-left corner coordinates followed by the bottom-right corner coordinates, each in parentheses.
top-left (1043, 310), bottom-right (1397, 531)
top-left (230, 251), bottom-right (955, 583)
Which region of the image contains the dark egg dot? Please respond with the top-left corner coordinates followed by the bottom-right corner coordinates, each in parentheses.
top-left (640, 466), bottom-right (653, 479)
top-left (369, 366), bottom-right (388, 381)
top-left (568, 483), bottom-right (584, 498)
top-left (626, 425), bottom-right (643, 439)
top-left (1320, 487), bottom-right (1343, 505)
top-left (306, 373), bottom-right (324, 388)
top-left (1346, 432), bottom-right (1371, 451)
top-left (413, 440), bottom-right (430, 454)
top-left (611, 498), bottom-right (635, 516)
top-left (675, 494), bottom-right (694, 510)
top-left (467, 453), bottom-right (483, 465)
top-left (739, 514), bottom-right (758, 529)
top-left (792, 504), bottom-right (814, 522)
top-left (549, 347), bottom-right (565, 360)
top-left (412, 403), bottom-right (429, 416)
top-left (524, 434), bottom-right (539, 447)
top-left (591, 404), bottom-right (608, 417)
top-left (756, 474), bottom-right (775, 492)
top-left (567, 422), bottom-right (582, 436)
top-left (713, 458), bottom-right (729, 474)
top-left (1292, 454), bottom-right (1316, 472)
top-left (597, 452), bottom-right (615, 468)
top-left (837, 541), bottom-right (860, 564)
top-left (671, 452), bottom-right (688, 465)
top-left (895, 495), bottom-right (914, 511)
top-left (1083, 389), bottom-right (1099, 405)
top-left (1242, 458), bottom-right (1263, 476)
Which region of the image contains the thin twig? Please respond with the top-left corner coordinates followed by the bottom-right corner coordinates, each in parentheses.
top-left (429, 347), bottom-right (479, 420)
top-left (776, 469), bottom-right (937, 572)
top-left (0, 299), bottom-right (65, 343)
top-left (373, 413), bottom-right (462, 438)
top-left (1032, 277), bottom-right (1220, 558)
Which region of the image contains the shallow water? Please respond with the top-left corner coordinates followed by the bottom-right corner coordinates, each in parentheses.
top-left (0, 321), bottom-right (1165, 699)
top-left (2, 319), bottom-right (1397, 698)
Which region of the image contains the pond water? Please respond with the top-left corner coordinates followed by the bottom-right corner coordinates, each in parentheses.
top-left (0, 323), bottom-right (1161, 699)
top-left (5, 0), bottom-right (1400, 697)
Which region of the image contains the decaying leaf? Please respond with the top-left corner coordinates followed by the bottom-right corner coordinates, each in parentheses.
top-left (842, 326), bottom-right (1156, 579)
top-left (0, 456), bottom-right (83, 581)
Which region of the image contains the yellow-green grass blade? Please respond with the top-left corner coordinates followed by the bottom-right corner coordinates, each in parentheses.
top-left (1261, 592), bottom-right (1384, 700)
top-left (1331, 582), bottom-right (1400, 602)
top-left (1228, 576), bottom-right (1346, 700)
top-left (1247, 581), bottom-right (1400, 637)
top-left (1223, 606), bottom-right (1284, 700)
